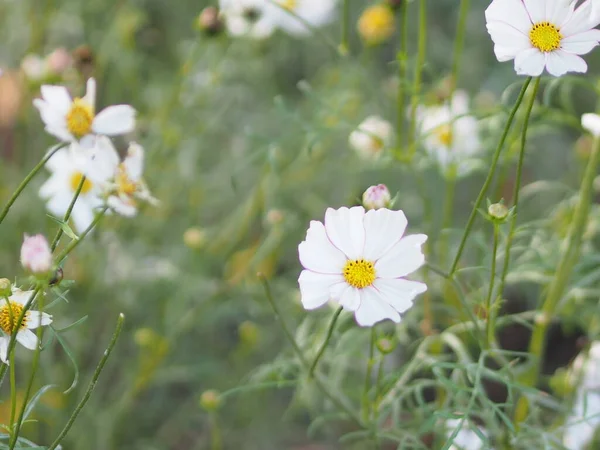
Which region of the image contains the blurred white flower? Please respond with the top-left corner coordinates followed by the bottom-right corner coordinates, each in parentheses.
top-left (485, 0), bottom-right (600, 77)
top-left (21, 54), bottom-right (48, 82)
top-left (417, 91), bottom-right (481, 178)
top-left (298, 206), bottom-right (427, 326)
top-left (446, 418), bottom-right (487, 450)
top-left (563, 342), bottom-right (600, 450)
top-left (267, 0), bottom-right (337, 36)
top-left (33, 78), bottom-right (136, 145)
top-left (46, 47), bottom-right (73, 75)
top-left (39, 144), bottom-right (106, 232)
top-left (219, 0), bottom-right (277, 39)
top-left (582, 113), bottom-right (600, 138)
top-left (349, 115), bottom-right (393, 160)
top-left (362, 184), bottom-right (391, 210)
top-left (20, 234), bottom-right (52, 275)
top-left (0, 288), bottom-right (52, 364)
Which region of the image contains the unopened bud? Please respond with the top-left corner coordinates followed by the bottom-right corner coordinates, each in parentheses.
top-left (487, 203), bottom-right (509, 222)
top-left (362, 184), bottom-right (391, 210)
top-left (134, 328), bottom-right (156, 347)
top-left (197, 7), bottom-right (224, 36)
top-left (200, 389), bottom-right (222, 411)
top-left (238, 321), bottom-right (259, 348)
top-left (376, 337), bottom-right (396, 354)
top-left (265, 209), bottom-right (284, 226)
top-left (0, 279), bottom-right (11, 297)
top-left (21, 234), bottom-right (52, 275)
top-left (183, 227), bottom-right (206, 250)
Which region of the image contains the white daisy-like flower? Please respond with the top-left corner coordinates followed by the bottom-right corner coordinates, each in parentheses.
top-left (219, 0), bottom-right (277, 39)
top-left (349, 115), bottom-right (394, 161)
top-left (417, 91), bottom-right (481, 178)
top-left (0, 288), bottom-right (52, 364)
top-left (267, 0), bottom-right (337, 36)
top-left (39, 143), bottom-right (108, 233)
top-left (446, 419), bottom-right (487, 450)
top-left (33, 78), bottom-right (136, 144)
top-left (582, 112), bottom-right (600, 137)
top-left (298, 206), bottom-right (427, 327)
top-left (485, 0), bottom-right (600, 77)
top-left (90, 137), bottom-right (157, 217)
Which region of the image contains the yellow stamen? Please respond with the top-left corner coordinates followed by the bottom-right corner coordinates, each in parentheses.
top-left (529, 22), bottom-right (562, 53)
top-left (66, 98), bottom-right (94, 138)
top-left (436, 124), bottom-right (453, 147)
top-left (0, 301), bottom-right (27, 335)
top-left (116, 164), bottom-right (137, 196)
top-left (357, 5), bottom-right (395, 46)
top-left (69, 172), bottom-right (93, 194)
top-left (343, 259), bottom-right (376, 289)
top-left (279, 0), bottom-right (297, 10)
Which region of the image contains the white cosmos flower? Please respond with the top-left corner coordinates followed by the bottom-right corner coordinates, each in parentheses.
top-left (417, 91), bottom-right (481, 178)
top-left (0, 288), bottom-right (52, 364)
top-left (485, 0), bottom-right (600, 77)
top-left (298, 206), bottom-right (427, 327)
top-left (349, 115), bottom-right (394, 161)
top-left (33, 78), bottom-right (136, 145)
top-left (267, 0), bottom-right (337, 36)
top-left (219, 0), bottom-right (277, 39)
top-left (39, 143), bottom-right (108, 233)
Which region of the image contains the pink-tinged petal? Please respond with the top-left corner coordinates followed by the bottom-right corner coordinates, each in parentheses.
top-left (0, 338), bottom-right (8, 364)
top-left (375, 234), bottom-right (427, 278)
top-left (324, 206), bottom-right (366, 260)
top-left (561, 29), bottom-right (600, 55)
top-left (26, 311), bottom-right (53, 329)
top-left (546, 50), bottom-right (587, 76)
top-left (362, 209), bottom-right (407, 261)
top-left (299, 220), bottom-right (347, 274)
top-left (16, 329), bottom-right (38, 350)
top-left (373, 278), bottom-right (427, 313)
top-left (523, 0), bottom-right (545, 23)
top-left (298, 270), bottom-right (344, 310)
top-left (354, 287), bottom-right (400, 327)
top-left (330, 283), bottom-right (361, 311)
top-left (514, 48), bottom-right (546, 76)
top-left (92, 105), bottom-right (136, 136)
top-left (485, 0), bottom-right (532, 34)
top-left (561, 0), bottom-right (597, 36)
top-left (40, 85), bottom-right (72, 114)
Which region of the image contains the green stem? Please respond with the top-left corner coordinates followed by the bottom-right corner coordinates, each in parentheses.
top-left (449, 0), bottom-right (470, 92)
top-left (485, 224), bottom-right (500, 348)
top-left (48, 313), bottom-right (125, 450)
top-left (0, 145), bottom-right (64, 226)
top-left (362, 328), bottom-right (376, 423)
top-left (9, 335), bottom-right (16, 431)
top-left (340, 0), bottom-right (350, 55)
top-left (396, 1), bottom-right (409, 150)
top-left (55, 207), bottom-right (109, 265)
top-left (309, 306), bottom-right (343, 377)
top-left (51, 174), bottom-right (87, 252)
top-left (498, 77), bottom-right (541, 297)
top-left (439, 171), bottom-right (457, 266)
top-left (407, 0), bottom-right (427, 159)
top-left (449, 77), bottom-right (532, 276)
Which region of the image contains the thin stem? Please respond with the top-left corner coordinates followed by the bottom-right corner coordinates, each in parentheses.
top-left (9, 337), bottom-right (16, 430)
top-left (55, 207), bottom-right (109, 264)
top-left (396, 1), bottom-right (409, 149)
top-left (449, 77), bottom-right (532, 276)
top-left (340, 0), bottom-right (350, 55)
top-left (0, 145), bottom-right (64, 226)
top-left (439, 170), bottom-right (457, 266)
top-left (258, 274), bottom-right (365, 427)
top-left (48, 313), bottom-right (125, 450)
top-left (498, 77), bottom-right (541, 297)
top-left (449, 0), bottom-right (470, 92)
top-left (51, 174), bottom-right (87, 252)
top-left (362, 328), bottom-right (376, 423)
top-left (485, 224), bottom-right (500, 348)
top-left (407, 0), bottom-right (427, 158)
top-left (309, 306), bottom-right (343, 377)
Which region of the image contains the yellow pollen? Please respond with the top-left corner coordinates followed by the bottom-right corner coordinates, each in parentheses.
top-left (529, 22), bottom-right (562, 53)
top-left (343, 259), bottom-right (376, 289)
top-left (66, 98), bottom-right (94, 138)
top-left (70, 172), bottom-right (93, 194)
top-left (0, 301), bottom-right (28, 335)
top-left (436, 124), bottom-right (453, 147)
top-left (116, 165), bottom-right (137, 196)
top-left (357, 5), bottom-right (395, 46)
top-left (279, 0), bottom-right (297, 10)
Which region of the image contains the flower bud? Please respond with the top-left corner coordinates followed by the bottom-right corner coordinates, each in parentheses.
top-left (357, 5), bottom-right (395, 46)
top-left (199, 389), bottom-right (222, 412)
top-left (196, 6), bottom-right (224, 36)
top-left (0, 279), bottom-right (11, 298)
top-left (487, 203), bottom-right (509, 222)
top-left (265, 209), bottom-right (284, 226)
top-left (238, 321), bottom-right (259, 348)
top-left (21, 234), bottom-right (52, 275)
top-left (376, 337), bottom-right (396, 354)
top-left (183, 227), bottom-right (207, 250)
top-left (46, 48), bottom-right (73, 75)
top-left (362, 184), bottom-right (391, 210)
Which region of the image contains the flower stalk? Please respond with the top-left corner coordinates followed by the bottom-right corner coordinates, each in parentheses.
top-left (309, 306), bottom-right (343, 377)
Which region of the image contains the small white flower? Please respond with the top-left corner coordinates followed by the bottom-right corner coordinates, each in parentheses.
top-left (349, 115), bottom-right (394, 161)
top-left (485, 0), bottom-right (600, 77)
top-left (0, 288), bottom-right (52, 364)
top-left (298, 206), bottom-right (427, 327)
top-left (219, 0), bottom-right (277, 39)
top-left (267, 0), bottom-right (337, 36)
top-left (446, 419), bottom-right (487, 450)
top-left (417, 91), bottom-right (481, 178)
top-left (39, 143), bottom-right (107, 233)
top-left (582, 112), bottom-right (600, 137)
top-left (20, 234), bottom-right (52, 275)
top-left (21, 54), bottom-right (48, 82)
top-left (33, 78), bottom-right (136, 144)
top-left (362, 184), bottom-right (391, 210)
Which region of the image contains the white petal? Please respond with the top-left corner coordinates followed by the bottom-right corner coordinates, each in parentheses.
top-left (323, 206), bottom-right (366, 260)
top-left (124, 142), bottom-right (145, 181)
top-left (546, 50), bottom-right (587, 76)
top-left (514, 48), bottom-right (546, 76)
top-left (16, 329), bottom-right (38, 350)
top-left (486, 21), bottom-right (530, 61)
top-left (561, 29), bottom-right (600, 55)
top-left (523, 0), bottom-right (545, 23)
top-left (26, 311), bottom-right (53, 329)
top-left (0, 337), bottom-right (8, 364)
top-left (373, 278), bottom-right (427, 313)
top-left (485, 0), bottom-right (532, 34)
top-left (375, 234), bottom-right (427, 278)
top-left (92, 105), bottom-right (136, 136)
top-left (71, 204), bottom-right (95, 233)
top-left (45, 124), bottom-right (75, 143)
top-left (561, 0), bottom-right (596, 36)
top-left (34, 99), bottom-right (68, 129)
top-left (298, 221), bottom-right (347, 274)
top-left (354, 287), bottom-right (400, 327)
top-left (107, 196), bottom-right (137, 217)
top-left (84, 78), bottom-right (96, 109)
top-left (40, 85), bottom-right (72, 114)
top-left (362, 209), bottom-right (408, 261)
top-left (10, 289), bottom-right (35, 306)
top-left (330, 283), bottom-right (361, 311)
top-left (298, 270), bottom-right (344, 310)
top-left (548, 0), bottom-right (574, 27)
top-left (582, 113), bottom-right (600, 137)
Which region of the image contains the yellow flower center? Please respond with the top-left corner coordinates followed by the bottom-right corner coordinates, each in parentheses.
top-left (116, 165), bottom-right (137, 196)
top-left (66, 98), bottom-right (94, 138)
top-left (279, 0), bottom-right (297, 10)
top-left (357, 5), bottom-right (395, 46)
top-left (529, 22), bottom-right (562, 53)
top-left (0, 301), bottom-right (28, 335)
top-left (70, 172), bottom-right (93, 194)
top-left (436, 124), bottom-right (453, 147)
top-left (343, 259), bottom-right (376, 289)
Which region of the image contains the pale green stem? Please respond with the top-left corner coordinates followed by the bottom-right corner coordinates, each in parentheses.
top-left (449, 0), bottom-right (470, 92)
top-left (449, 77), bottom-right (532, 275)
top-left (51, 174), bottom-right (87, 251)
top-left (439, 170), bottom-right (457, 266)
top-left (407, 0), bottom-right (427, 159)
top-left (309, 306), bottom-right (343, 377)
top-left (362, 327), bottom-right (376, 423)
top-left (48, 313), bottom-right (125, 450)
top-left (396, 1), bottom-right (409, 150)
top-left (485, 224), bottom-right (500, 348)
top-left (8, 300), bottom-right (16, 431)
